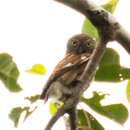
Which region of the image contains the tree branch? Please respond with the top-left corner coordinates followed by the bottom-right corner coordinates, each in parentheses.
top-left (115, 26), bottom-right (130, 54)
top-left (67, 107), bottom-right (77, 130)
top-left (55, 0), bottom-right (130, 54)
top-left (79, 36), bottom-right (107, 92)
top-left (44, 96), bottom-right (78, 130)
top-left (44, 106), bottom-right (65, 130)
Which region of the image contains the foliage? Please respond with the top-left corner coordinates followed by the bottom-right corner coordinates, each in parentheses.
top-left (82, 20), bottom-right (99, 40)
top-left (49, 100), bottom-right (63, 115)
top-left (95, 48), bottom-right (130, 82)
top-left (9, 106), bottom-right (37, 127)
top-left (26, 64), bottom-right (46, 75)
top-left (77, 109), bottom-right (104, 130)
top-left (0, 53), bottom-right (22, 92)
top-left (102, 0), bottom-right (119, 13)
top-left (81, 92), bottom-right (128, 125)
top-left (46, 91), bottom-right (128, 129)
top-left (126, 80), bottom-right (130, 103)
top-left (24, 94), bottom-right (40, 104)
top-left (9, 95), bottom-right (39, 127)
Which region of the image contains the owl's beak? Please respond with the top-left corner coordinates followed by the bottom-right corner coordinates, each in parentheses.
top-left (78, 46), bottom-right (84, 53)
top-left (78, 45), bottom-right (88, 54)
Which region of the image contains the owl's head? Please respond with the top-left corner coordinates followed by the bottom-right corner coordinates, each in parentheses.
top-left (67, 34), bottom-right (96, 54)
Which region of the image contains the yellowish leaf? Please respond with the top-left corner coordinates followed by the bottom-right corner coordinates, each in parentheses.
top-left (49, 100), bottom-right (63, 115)
top-left (126, 80), bottom-right (130, 103)
top-left (102, 0), bottom-right (119, 13)
top-left (26, 64), bottom-right (46, 75)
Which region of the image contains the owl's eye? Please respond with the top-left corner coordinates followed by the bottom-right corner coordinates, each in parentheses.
top-left (84, 39), bottom-right (93, 47)
top-left (72, 40), bottom-right (79, 46)
top-left (86, 42), bottom-right (91, 47)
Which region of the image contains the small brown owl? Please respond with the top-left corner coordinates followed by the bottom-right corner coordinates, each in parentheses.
top-left (40, 34), bottom-right (96, 102)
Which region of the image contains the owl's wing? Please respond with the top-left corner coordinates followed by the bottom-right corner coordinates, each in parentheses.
top-left (40, 53), bottom-right (90, 100)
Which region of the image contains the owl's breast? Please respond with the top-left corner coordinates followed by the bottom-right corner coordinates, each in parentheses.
top-left (60, 63), bottom-right (86, 86)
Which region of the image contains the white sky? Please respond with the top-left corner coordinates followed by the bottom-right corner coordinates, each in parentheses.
top-left (0, 0), bottom-right (130, 130)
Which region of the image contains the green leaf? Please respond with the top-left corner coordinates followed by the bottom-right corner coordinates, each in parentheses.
top-left (25, 94), bottom-right (40, 104)
top-left (102, 0), bottom-right (119, 13)
top-left (0, 53), bottom-right (22, 92)
top-left (82, 19), bottom-right (99, 40)
top-left (78, 109), bottom-right (104, 130)
top-left (24, 106), bottom-right (37, 122)
top-left (126, 80), bottom-right (130, 103)
top-left (26, 64), bottom-right (46, 75)
top-left (81, 92), bottom-right (128, 125)
top-left (9, 106), bottom-right (37, 127)
top-left (95, 48), bottom-right (130, 82)
top-left (9, 107), bottom-right (28, 127)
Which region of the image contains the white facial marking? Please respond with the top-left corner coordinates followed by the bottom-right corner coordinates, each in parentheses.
top-left (64, 62), bottom-right (72, 67)
top-left (81, 56), bottom-right (89, 62)
top-left (81, 56), bottom-right (87, 60)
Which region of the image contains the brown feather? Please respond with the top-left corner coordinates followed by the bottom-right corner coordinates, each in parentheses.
top-left (40, 52), bottom-right (90, 99)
